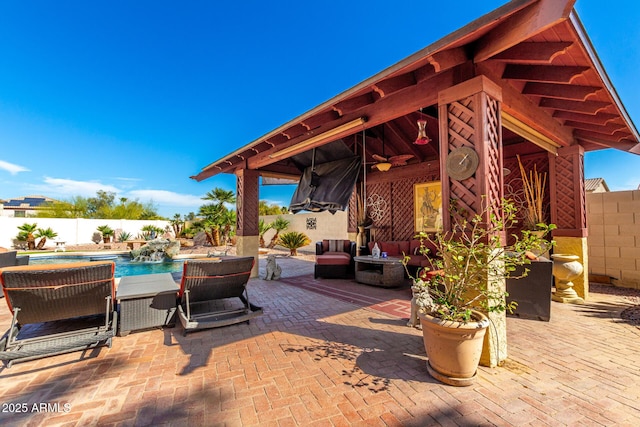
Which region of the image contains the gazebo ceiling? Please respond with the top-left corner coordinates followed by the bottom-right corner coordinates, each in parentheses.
top-left (192, 0), bottom-right (639, 182)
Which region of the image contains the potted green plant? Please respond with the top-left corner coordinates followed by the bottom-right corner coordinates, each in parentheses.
top-left (403, 198), bottom-right (552, 386)
top-left (96, 225), bottom-right (115, 243)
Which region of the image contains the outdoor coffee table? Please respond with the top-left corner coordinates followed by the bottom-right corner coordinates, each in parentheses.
top-left (116, 273), bottom-right (179, 336)
top-left (354, 255), bottom-right (406, 288)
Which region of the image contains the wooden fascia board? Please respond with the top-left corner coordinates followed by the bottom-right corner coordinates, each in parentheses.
top-left (476, 64), bottom-right (574, 147)
top-left (474, 0), bottom-right (576, 63)
top-left (568, 11), bottom-right (640, 144)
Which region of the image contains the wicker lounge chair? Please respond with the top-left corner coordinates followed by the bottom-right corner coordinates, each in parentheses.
top-left (177, 256), bottom-right (262, 335)
top-left (0, 261), bottom-right (117, 367)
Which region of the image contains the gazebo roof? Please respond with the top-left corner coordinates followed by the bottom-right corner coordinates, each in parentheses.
top-left (192, 0), bottom-right (639, 182)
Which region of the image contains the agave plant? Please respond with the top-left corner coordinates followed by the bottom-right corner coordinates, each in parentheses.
top-left (35, 227), bottom-right (58, 250)
top-left (118, 231), bottom-right (133, 242)
top-left (277, 231), bottom-right (311, 256)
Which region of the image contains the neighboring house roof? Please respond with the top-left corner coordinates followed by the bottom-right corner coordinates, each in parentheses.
top-left (585, 178), bottom-right (610, 192)
top-left (2, 195), bottom-right (56, 209)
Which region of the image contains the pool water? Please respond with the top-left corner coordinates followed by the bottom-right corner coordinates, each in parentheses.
top-left (28, 255), bottom-right (184, 278)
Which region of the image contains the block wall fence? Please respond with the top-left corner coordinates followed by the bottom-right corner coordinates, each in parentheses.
top-left (586, 189), bottom-right (640, 289)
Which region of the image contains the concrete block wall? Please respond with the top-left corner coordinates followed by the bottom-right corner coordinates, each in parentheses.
top-left (586, 190), bottom-right (640, 289)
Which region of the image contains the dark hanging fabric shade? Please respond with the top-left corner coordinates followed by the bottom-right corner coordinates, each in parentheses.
top-left (289, 155), bottom-right (361, 214)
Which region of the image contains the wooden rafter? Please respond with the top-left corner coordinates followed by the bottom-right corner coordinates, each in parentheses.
top-left (492, 42), bottom-right (573, 63)
top-left (522, 82), bottom-right (600, 100)
top-left (474, 0), bottom-right (576, 62)
top-left (502, 65), bottom-right (589, 83)
top-left (539, 98), bottom-right (611, 115)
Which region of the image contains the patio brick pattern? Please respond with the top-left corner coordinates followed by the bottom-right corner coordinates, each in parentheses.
top-left (1, 264), bottom-right (639, 426)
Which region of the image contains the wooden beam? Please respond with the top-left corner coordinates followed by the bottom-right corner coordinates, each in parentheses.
top-left (300, 110), bottom-right (339, 130)
top-left (553, 110), bottom-right (619, 125)
top-left (333, 93), bottom-right (376, 116)
top-left (502, 65), bottom-right (589, 83)
top-left (474, 0), bottom-right (576, 62)
top-left (539, 98), bottom-right (611, 115)
top-left (426, 47), bottom-right (469, 72)
top-left (563, 120), bottom-right (628, 135)
top-left (372, 73), bottom-right (416, 97)
top-left (476, 64), bottom-right (574, 147)
top-left (574, 129), bottom-right (633, 144)
top-left (522, 82), bottom-right (601, 100)
top-left (492, 41), bottom-right (573, 63)
top-left (249, 68), bottom-right (458, 170)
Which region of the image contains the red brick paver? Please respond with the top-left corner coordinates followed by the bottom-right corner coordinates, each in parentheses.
top-left (1, 270), bottom-right (639, 426)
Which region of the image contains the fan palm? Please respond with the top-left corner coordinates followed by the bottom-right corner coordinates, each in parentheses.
top-left (35, 228), bottom-right (58, 250)
top-left (259, 219), bottom-right (273, 248)
top-left (267, 216), bottom-right (290, 249)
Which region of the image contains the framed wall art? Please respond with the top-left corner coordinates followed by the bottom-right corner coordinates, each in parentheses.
top-left (414, 181), bottom-right (442, 233)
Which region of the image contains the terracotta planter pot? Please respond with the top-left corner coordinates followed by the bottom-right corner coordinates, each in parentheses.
top-left (418, 310), bottom-right (489, 386)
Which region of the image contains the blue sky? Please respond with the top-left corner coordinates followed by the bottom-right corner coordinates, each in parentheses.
top-left (1, 0), bottom-right (638, 217)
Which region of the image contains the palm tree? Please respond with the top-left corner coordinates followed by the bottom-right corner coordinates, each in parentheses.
top-left (219, 209), bottom-right (236, 245)
top-left (267, 216), bottom-right (290, 249)
top-left (35, 227), bottom-right (58, 250)
top-left (259, 219), bottom-right (273, 248)
top-left (17, 223), bottom-right (38, 250)
top-left (171, 214), bottom-right (184, 238)
top-left (200, 188), bottom-right (236, 247)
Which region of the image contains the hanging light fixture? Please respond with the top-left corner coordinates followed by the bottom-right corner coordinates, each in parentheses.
top-left (414, 110), bottom-right (431, 145)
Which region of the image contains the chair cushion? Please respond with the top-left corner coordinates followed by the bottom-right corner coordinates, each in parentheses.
top-left (322, 239), bottom-right (350, 253)
top-left (316, 253), bottom-right (351, 265)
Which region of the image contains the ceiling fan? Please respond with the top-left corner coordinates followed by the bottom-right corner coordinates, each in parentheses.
top-left (370, 126), bottom-right (413, 171)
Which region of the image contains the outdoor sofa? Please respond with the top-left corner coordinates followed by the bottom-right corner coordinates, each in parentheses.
top-left (314, 240), bottom-right (356, 279)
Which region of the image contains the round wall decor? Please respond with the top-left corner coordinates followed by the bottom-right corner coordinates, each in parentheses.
top-left (446, 146), bottom-right (479, 181)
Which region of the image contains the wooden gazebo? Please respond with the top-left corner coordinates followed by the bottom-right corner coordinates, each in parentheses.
top-left (192, 0), bottom-right (639, 364)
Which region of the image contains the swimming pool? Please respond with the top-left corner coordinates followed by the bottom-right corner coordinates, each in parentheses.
top-left (28, 255), bottom-right (185, 278)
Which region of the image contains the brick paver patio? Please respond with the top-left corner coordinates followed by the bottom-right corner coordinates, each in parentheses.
top-left (1, 258), bottom-right (639, 426)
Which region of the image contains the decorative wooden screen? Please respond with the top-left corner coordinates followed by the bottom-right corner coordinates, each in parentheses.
top-left (235, 169), bottom-right (259, 236)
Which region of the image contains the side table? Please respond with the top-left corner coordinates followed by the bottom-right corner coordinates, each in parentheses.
top-left (117, 273), bottom-right (179, 336)
top-left (353, 255), bottom-right (405, 287)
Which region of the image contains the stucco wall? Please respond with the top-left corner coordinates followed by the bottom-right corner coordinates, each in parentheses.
top-left (586, 190), bottom-right (640, 289)
top-left (0, 211), bottom-right (349, 253)
top-left (261, 211), bottom-right (348, 253)
top-left (0, 217), bottom-right (171, 249)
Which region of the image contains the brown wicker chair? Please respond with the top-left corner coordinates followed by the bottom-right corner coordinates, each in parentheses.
top-left (314, 240), bottom-right (356, 279)
top-left (0, 261), bottom-right (117, 367)
top-left (177, 256), bottom-right (262, 335)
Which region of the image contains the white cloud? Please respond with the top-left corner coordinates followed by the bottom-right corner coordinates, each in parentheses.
top-left (0, 160), bottom-right (29, 175)
top-left (128, 189), bottom-right (204, 207)
top-left (42, 177), bottom-right (121, 197)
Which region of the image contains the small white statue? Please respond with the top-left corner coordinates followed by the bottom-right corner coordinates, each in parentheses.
top-left (264, 255), bottom-right (282, 280)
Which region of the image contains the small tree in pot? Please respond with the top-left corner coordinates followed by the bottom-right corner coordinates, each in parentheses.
top-left (403, 198), bottom-right (553, 386)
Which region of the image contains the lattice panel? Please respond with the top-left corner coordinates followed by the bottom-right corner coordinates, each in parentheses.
top-left (554, 155), bottom-right (577, 229)
top-left (446, 96), bottom-right (479, 225)
top-left (578, 157), bottom-right (586, 229)
top-left (236, 171), bottom-right (259, 236)
top-left (447, 98), bottom-right (476, 150)
top-left (485, 96), bottom-right (502, 227)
